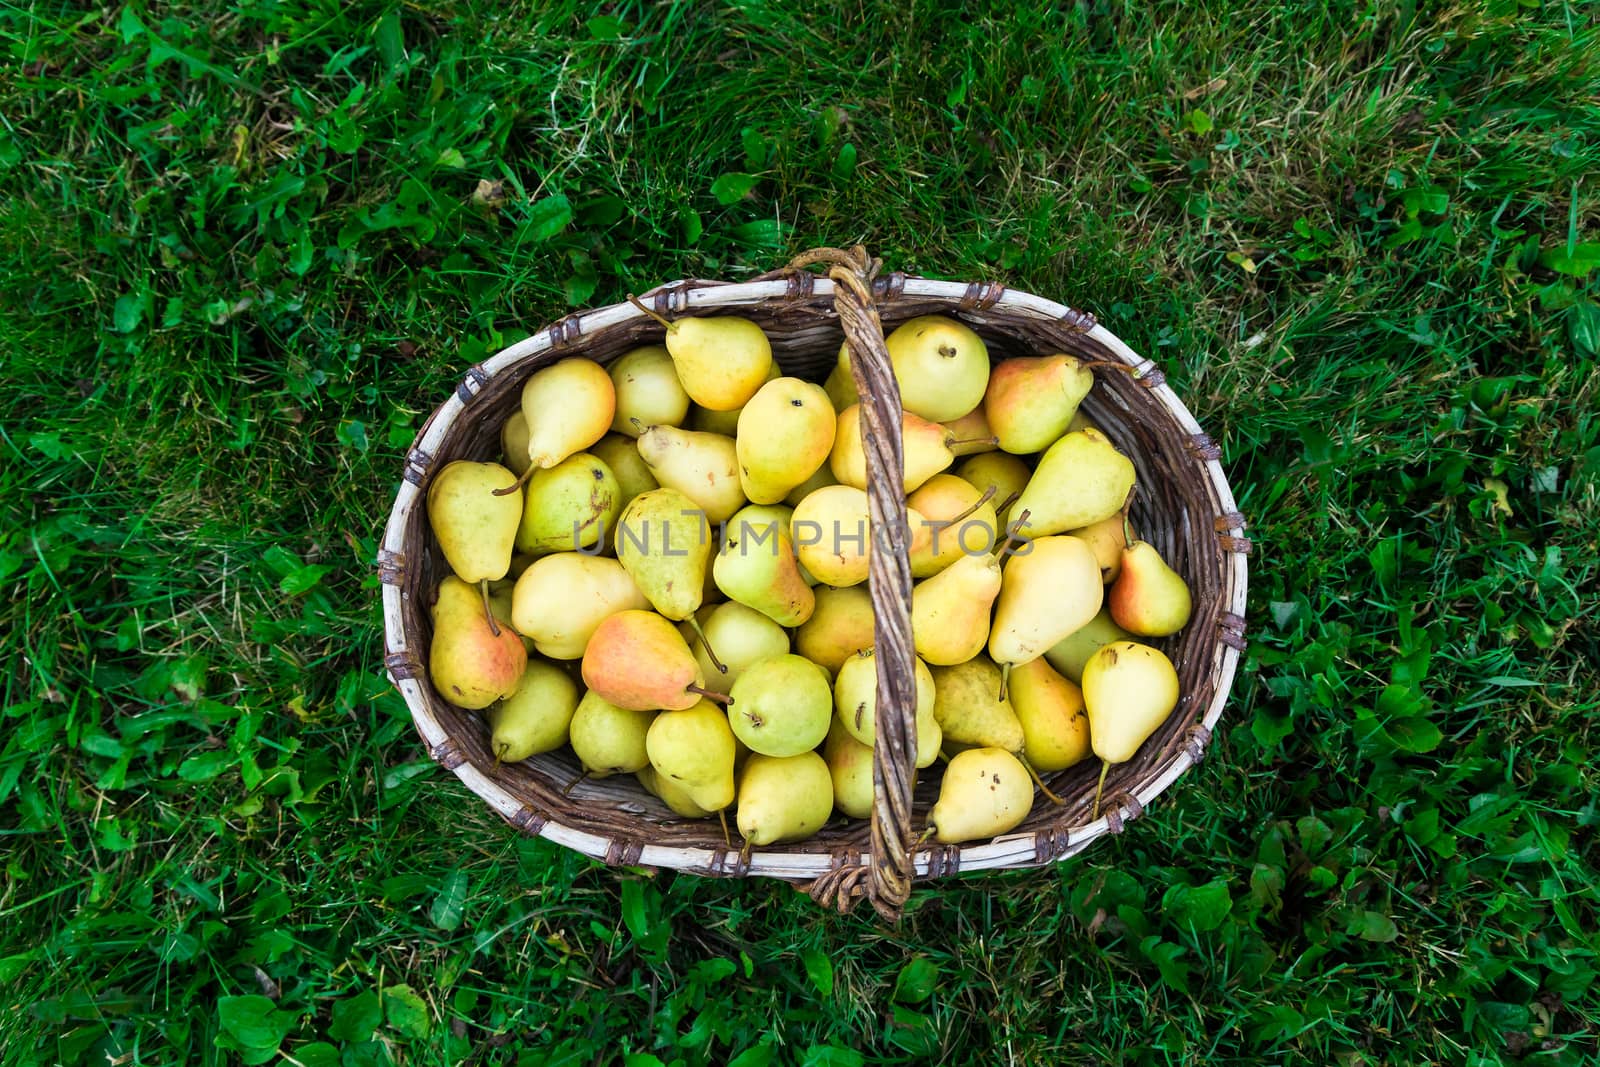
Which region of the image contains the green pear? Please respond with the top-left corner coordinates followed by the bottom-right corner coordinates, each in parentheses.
top-left (1010, 657), bottom-right (1090, 772)
top-left (487, 658), bottom-right (579, 761)
top-left (590, 433), bottom-right (660, 516)
top-left (520, 357), bottom-right (616, 470)
top-left (833, 649), bottom-right (941, 768)
top-left (427, 460), bottom-right (523, 584)
top-left (636, 424), bottom-right (746, 523)
top-left (830, 405), bottom-right (957, 493)
top-left (637, 764), bottom-right (715, 818)
top-left (630, 301), bottom-right (774, 411)
top-left (737, 377), bottom-right (837, 504)
top-left (927, 747), bottom-right (1034, 844)
top-left (824, 342), bottom-right (859, 412)
top-left (727, 654), bottom-right (833, 757)
top-left (679, 601), bottom-right (790, 695)
top-left (941, 405), bottom-right (998, 456)
top-left (646, 698), bottom-right (738, 812)
top-left (581, 609), bottom-right (717, 711)
top-left (429, 576), bottom-right (528, 709)
top-left (1067, 409), bottom-right (1100, 435)
top-left (1108, 541), bottom-right (1193, 636)
top-left (989, 535), bottom-right (1104, 683)
top-left (568, 690), bottom-right (656, 776)
top-left (955, 452), bottom-right (1031, 528)
top-left (930, 656), bottom-right (1024, 753)
top-left (983, 354), bottom-right (1095, 454)
top-left (486, 581), bottom-right (534, 654)
top-left (1082, 641), bottom-right (1180, 814)
top-left (715, 504), bottom-right (815, 626)
top-left (501, 412), bottom-right (532, 477)
top-left (615, 487), bottom-right (713, 622)
top-left (795, 584), bottom-right (876, 674)
top-left (911, 552), bottom-right (1003, 666)
top-left (783, 462), bottom-right (838, 507)
top-left (1069, 512), bottom-right (1132, 585)
top-left (824, 718), bottom-right (877, 820)
top-left (737, 752), bottom-right (834, 845)
top-left (1044, 608), bottom-right (1133, 684)
top-left (1012, 429), bottom-right (1136, 536)
top-left (514, 453), bottom-right (621, 556)
top-left (791, 484), bottom-right (932, 588)
top-left (884, 314), bottom-right (991, 423)
top-left (609, 345), bottom-right (690, 436)
top-left (907, 474), bottom-right (1000, 578)
top-left (511, 554), bottom-right (647, 660)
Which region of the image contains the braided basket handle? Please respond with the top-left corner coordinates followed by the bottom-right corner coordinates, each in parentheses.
top-left (787, 246), bottom-right (917, 919)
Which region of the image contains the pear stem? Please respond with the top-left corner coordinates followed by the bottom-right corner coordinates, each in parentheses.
top-left (916, 825), bottom-right (937, 847)
top-left (626, 293), bottom-right (675, 332)
top-left (946, 434), bottom-right (1000, 450)
top-left (629, 416), bottom-right (649, 434)
top-left (1091, 760), bottom-right (1111, 819)
top-left (1074, 359), bottom-right (1141, 375)
top-left (1021, 756), bottom-right (1066, 806)
top-left (685, 684), bottom-right (732, 706)
top-left (997, 509), bottom-right (1031, 558)
top-left (995, 490), bottom-right (1021, 517)
top-left (997, 661), bottom-right (1012, 703)
top-left (562, 770), bottom-right (591, 798)
top-left (686, 615), bottom-right (728, 675)
top-left (945, 483), bottom-right (999, 527)
top-left (718, 808), bottom-right (731, 849)
top-left (491, 464), bottom-right (535, 497)
top-left (480, 579), bottom-right (502, 637)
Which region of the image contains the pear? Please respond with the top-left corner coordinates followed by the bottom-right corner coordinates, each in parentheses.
top-left (833, 649), bottom-right (942, 768)
top-left (519, 357), bottom-right (616, 470)
top-left (485, 581), bottom-right (533, 654)
top-left (1012, 429), bottom-right (1136, 536)
top-left (581, 609), bottom-right (720, 712)
top-left (911, 552), bottom-right (1003, 666)
top-left (929, 656), bottom-right (1024, 753)
top-left (941, 405), bottom-right (998, 456)
top-left (989, 535), bottom-right (1104, 689)
top-left (628, 299), bottom-right (774, 411)
top-left (590, 433), bottom-right (659, 514)
top-left (487, 659), bottom-right (579, 761)
top-left (715, 504), bottom-right (815, 626)
top-left (501, 412), bottom-right (532, 477)
top-left (646, 698), bottom-right (738, 811)
top-left (829, 405), bottom-right (959, 494)
top-left (568, 690), bottom-right (656, 777)
top-left (983, 355), bottom-right (1095, 454)
top-left (955, 452), bottom-right (1031, 527)
top-left (637, 764), bottom-right (715, 819)
top-left (514, 453), bottom-right (621, 556)
top-left (1068, 513), bottom-right (1133, 585)
top-left (907, 474), bottom-right (1000, 578)
top-left (511, 554), bottom-right (647, 660)
top-left (783, 462), bottom-right (838, 507)
top-left (1082, 641), bottom-right (1180, 814)
top-left (609, 345), bottom-right (690, 436)
top-left (824, 718), bottom-right (878, 820)
top-left (1043, 608), bottom-right (1133, 683)
top-left (615, 488), bottom-right (714, 623)
top-left (679, 601), bottom-right (790, 695)
top-left (1108, 541), bottom-right (1193, 636)
top-left (884, 314), bottom-right (991, 423)
top-left (427, 460), bottom-right (523, 587)
top-left (429, 576), bottom-right (528, 709)
top-left (1067, 409), bottom-right (1100, 435)
top-left (636, 425), bottom-right (746, 524)
top-left (737, 752), bottom-right (834, 845)
top-left (927, 747), bottom-right (1034, 844)
top-left (1009, 657), bottom-right (1090, 772)
top-left (795, 584), bottom-right (876, 674)
top-left (791, 485), bottom-right (932, 588)
top-left (824, 342), bottom-right (859, 412)
top-left (728, 654), bottom-right (833, 757)
top-left (736, 377), bottom-right (837, 504)
top-left (689, 403), bottom-right (743, 436)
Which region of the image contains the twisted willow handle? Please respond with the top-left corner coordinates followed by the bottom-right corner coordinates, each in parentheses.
top-left (788, 246), bottom-right (917, 919)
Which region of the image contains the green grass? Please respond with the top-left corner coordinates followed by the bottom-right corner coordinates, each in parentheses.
top-left (3, 0), bottom-right (1598, 1063)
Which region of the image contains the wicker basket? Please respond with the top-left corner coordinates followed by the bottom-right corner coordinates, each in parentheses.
top-left (379, 246), bottom-right (1250, 918)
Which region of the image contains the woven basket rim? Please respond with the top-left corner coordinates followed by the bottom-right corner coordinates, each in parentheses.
top-left (380, 275), bottom-right (1249, 881)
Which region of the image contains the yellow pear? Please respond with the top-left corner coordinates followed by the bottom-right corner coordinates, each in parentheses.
top-left (581, 610), bottom-right (719, 712)
top-left (637, 764), bottom-right (715, 819)
top-left (911, 552), bottom-right (1002, 666)
top-left (823, 718), bottom-right (878, 820)
top-left (1068, 513), bottom-right (1133, 585)
top-left (795, 584), bottom-right (876, 673)
top-left (790, 484), bottom-right (931, 588)
top-left (513, 453), bottom-right (621, 556)
top-left (833, 649), bottom-right (942, 768)
top-left (427, 461), bottom-right (523, 585)
top-left (907, 474), bottom-right (1000, 578)
top-left (955, 452), bottom-right (1031, 528)
top-left (511, 554), bottom-right (647, 660)
top-left (1043, 608), bottom-right (1133, 683)
top-left (487, 658), bottom-right (579, 761)
top-left (927, 747), bottom-right (1034, 844)
top-left (646, 698), bottom-right (738, 811)
top-left (829, 405), bottom-right (957, 493)
top-left (1108, 541), bottom-right (1193, 636)
top-left (824, 341), bottom-right (859, 412)
top-left (629, 299), bottom-right (774, 411)
top-left (1009, 657), bottom-right (1090, 772)
top-left (678, 601), bottom-right (790, 695)
top-left (989, 535), bottom-right (1104, 686)
top-left (568, 690), bottom-right (656, 777)
top-left (589, 434), bottom-right (659, 515)
top-left (736, 752), bottom-right (834, 845)
top-left (728, 654), bottom-right (833, 757)
top-left (1082, 641), bottom-right (1180, 814)
top-left (736, 377), bottom-right (837, 504)
top-left (635, 425), bottom-right (746, 523)
top-left (929, 656), bottom-right (1024, 753)
top-left (501, 412), bottom-right (532, 477)
top-left (615, 488), bottom-right (713, 623)
top-left (884, 315), bottom-right (991, 423)
top-left (1012, 429), bottom-right (1136, 536)
top-left (519, 357), bottom-right (615, 470)
top-left (983, 355), bottom-right (1096, 454)
top-left (429, 576), bottom-right (528, 710)
top-left (941, 405), bottom-right (998, 456)
top-left (609, 346), bottom-right (690, 436)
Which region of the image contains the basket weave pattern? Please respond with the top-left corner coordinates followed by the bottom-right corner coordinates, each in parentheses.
top-left (380, 247), bottom-right (1250, 918)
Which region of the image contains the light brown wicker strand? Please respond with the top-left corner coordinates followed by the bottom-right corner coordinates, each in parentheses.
top-left (787, 246), bottom-right (918, 919)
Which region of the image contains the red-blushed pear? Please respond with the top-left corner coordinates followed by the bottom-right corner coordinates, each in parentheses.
top-left (1082, 640), bottom-right (1180, 817)
top-left (428, 575), bottom-right (527, 710)
top-left (884, 314), bottom-right (992, 423)
top-left (627, 296), bottom-right (774, 412)
top-left (1012, 428), bottom-right (1136, 536)
top-left (736, 377), bottom-right (837, 504)
top-left (1108, 541), bottom-right (1193, 637)
top-left (983, 354), bottom-right (1096, 454)
top-left (581, 609), bottom-right (725, 712)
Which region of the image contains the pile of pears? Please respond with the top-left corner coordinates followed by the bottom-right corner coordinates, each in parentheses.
top-left (422, 306), bottom-right (1195, 849)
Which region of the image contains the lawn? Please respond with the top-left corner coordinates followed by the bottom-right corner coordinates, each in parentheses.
top-left (2, 1), bottom-right (1597, 1064)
